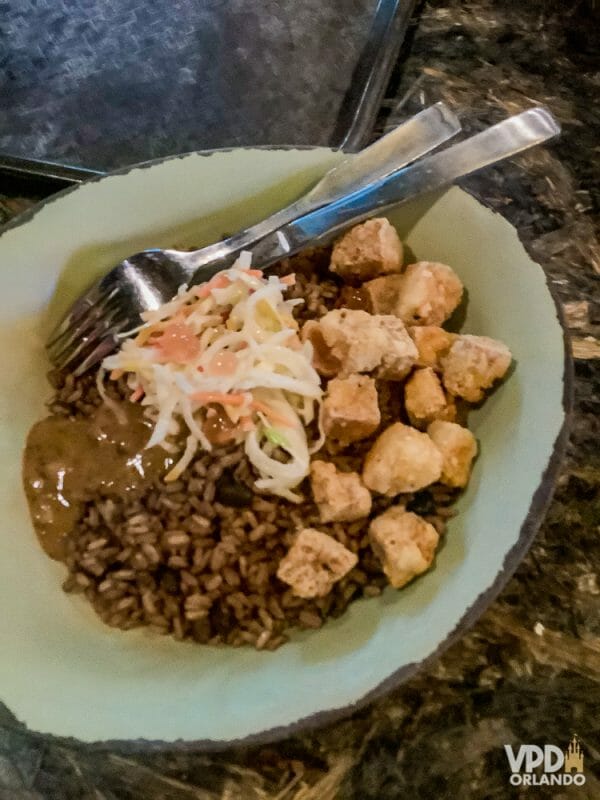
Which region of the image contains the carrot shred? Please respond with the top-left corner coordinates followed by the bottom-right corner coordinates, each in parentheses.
top-left (192, 391), bottom-right (247, 406)
top-left (280, 273), bottom-right (296, 286)
top-left (129, 386), bottom-right (144, 402)
top-left (193, 275), bottom-right (231, 298)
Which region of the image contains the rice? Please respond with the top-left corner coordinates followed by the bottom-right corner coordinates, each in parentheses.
top-left (49, 248), bottom-right (457, 649)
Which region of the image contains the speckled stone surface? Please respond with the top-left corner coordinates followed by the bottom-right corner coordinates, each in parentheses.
top-left (1, 0), bottom-right (599, 797)
top-left (0, 0), bottom-right (393, 169)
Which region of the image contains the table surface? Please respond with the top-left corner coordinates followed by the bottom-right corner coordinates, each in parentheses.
top-left (1, 0), bottom-right (599, 797)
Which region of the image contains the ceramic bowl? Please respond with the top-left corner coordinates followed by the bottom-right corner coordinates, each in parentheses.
top-left (0, 148), bottom-right (570, 747)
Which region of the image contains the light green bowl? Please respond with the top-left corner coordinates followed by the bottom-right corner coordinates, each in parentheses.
top-left (0, 148), bottom-right (570, 747)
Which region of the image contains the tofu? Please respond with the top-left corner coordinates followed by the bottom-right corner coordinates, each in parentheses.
top-left (408, 325), bottom-right (456, 369)
top-left (361, 274), bottom-right (404, 315)
top-left (276, 528), bottom-right (358, 599)
top-left (427, 420), bottom-right (478, 488)
top-left (389, 261), bottom-right (463, 326)
top-left (302, 309), bottom-right (417, 379)
top-left (369, 507), bottom-right (439, 589)
top-left (329, 218), bottom-right (403, 281)
top-left (322, 374), bottom-right (380, 446)
top-left (441, 334), bottom-right (512, 402)
top-left (362, 422), bottom-right (443, 496)
top-left (404, 367), bottom-right (456, 428)
top-left (310, 461), bottom-right (372, 522)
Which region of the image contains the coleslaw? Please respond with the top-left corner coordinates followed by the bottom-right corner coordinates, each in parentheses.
top-left (99, 254), bottom-right (324, 501)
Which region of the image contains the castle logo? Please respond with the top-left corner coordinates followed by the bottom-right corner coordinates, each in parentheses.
top-left (504, 734), bottom-right (586, 787)
top-left (564, 734), bottom-right (584, 773)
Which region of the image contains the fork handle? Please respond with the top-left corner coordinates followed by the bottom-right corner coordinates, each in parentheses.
top-left (247, 107), bottom-right (560, 268)
top-left (171, 103), bottom-right (460, 273)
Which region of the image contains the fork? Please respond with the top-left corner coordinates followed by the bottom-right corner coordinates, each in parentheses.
top-left (48, 106), bottom-right (560, 375)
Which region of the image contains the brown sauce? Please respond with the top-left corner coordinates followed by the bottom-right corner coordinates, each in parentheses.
top-left (202, 405), bottom-right (239, 446)
top-left (22, 403), bottom-right (172, 561)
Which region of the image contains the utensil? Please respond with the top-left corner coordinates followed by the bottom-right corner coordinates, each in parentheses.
top-left (0, 154), bottom-right (102, 186)
top-left (46, 103), bottom-right (461, 372)
top-left (47, 106), bottom-right (559, 375)
top-left (256, 106), bottom-right (560, 260)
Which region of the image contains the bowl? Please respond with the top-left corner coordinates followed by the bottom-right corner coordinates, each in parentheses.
top-left (0, 147), bottom-right (570, 747)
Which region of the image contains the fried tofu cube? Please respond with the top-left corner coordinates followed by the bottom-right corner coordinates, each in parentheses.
top-left (302, 309), bottom-right (417, 379)
top-left (362, 422), bottom-right (443, 496)
top-left (322, 374), bottom-right (380, 446)
top-left (310, 461), bottom-right (372, 522)
top-left (276, 528), bottom-right (358, 599)
top-left (392, 261), bottom-right (463, 326)
top-left (375, 318), bottom-right (419, 380)
top-left (408, 325), bottom-right (456, 369)
top-left (300, 320), bottom-right (340, 376)
top-left (404, 367), bottom-right (456, 428)
top-left (360, 273), bottom-right (404, 315)
top-left (441, 334), bottom-right (512, 402)
top-left (427, 420), bottom-right (478, 488)
top-left (360, 263), bottom-right (462, 326)
top-left (329, 218), bottom-right (403, 281)
top-left (369, 507), bottom-right (439, 589)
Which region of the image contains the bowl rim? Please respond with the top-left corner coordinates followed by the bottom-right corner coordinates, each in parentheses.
top-left (0, 146), bottom-right (574, 752)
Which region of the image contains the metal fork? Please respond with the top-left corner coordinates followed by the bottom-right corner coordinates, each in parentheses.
top-left (46, 103), bottom-right (461, 374)
top-left (47, 106), bottom-right (560, 375)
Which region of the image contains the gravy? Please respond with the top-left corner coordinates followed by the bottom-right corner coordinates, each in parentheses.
top-left (203, 405), bottom-right (238, 446)
top-left (22, 403), bottom-right (171, 561)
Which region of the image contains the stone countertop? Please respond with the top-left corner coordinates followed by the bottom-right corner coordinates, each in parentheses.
top-left (0, 0), bottom-right (598, 797)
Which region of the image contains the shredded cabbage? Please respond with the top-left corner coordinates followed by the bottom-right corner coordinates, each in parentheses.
top-left (101, 255), bottom-right (323, 500)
